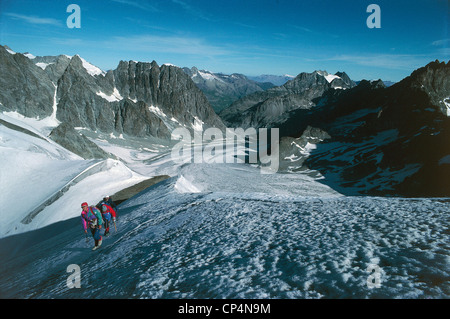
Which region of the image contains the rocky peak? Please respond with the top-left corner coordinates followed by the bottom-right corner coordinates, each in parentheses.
top-left (406, 60), bottom-right (450, 116)
top-left (357, 79), bottom-right (386, 90)
top-left (0, 44), bottom-right (224, 141)
top-left (281, 71), bottom-right (330, 93)
top-left (0, 45), bottom-right (54, 118)
top-left (332, 71), bottom-right (357, 89)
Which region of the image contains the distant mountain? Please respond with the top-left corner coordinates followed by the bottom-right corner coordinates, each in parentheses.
top-left (182, 67), bottom-right (274, 113)
top-left (0, 45), bottom-right (224, 159)
top-left (220, 70), bottom-right (356, 128)
top-left (277, 60), bottom-right (450, 196)
top-left (248, 74), bottom-right (295, 86)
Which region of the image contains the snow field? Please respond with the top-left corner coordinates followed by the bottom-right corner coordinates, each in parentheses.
top-left (111, 183), bottom-right (450, 298)
top-left (0, 113), bottom-right (149, 237)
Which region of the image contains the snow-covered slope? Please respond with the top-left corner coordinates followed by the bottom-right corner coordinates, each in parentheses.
top-left (0, 113), bottom-right (149, 237)
top-left (0, 162), bottom-right (448, 298)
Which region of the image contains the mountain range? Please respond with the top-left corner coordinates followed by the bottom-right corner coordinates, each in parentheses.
top-left (248, 74), bottom-right (296, 86)
top-left (0, 45), bottom-right (224, 159)
top-left (273, 61), bottom-right (450, 196)
top-left (182, 67), bottom-right (274, 113)
top-left (1, 44), bottom-right (449, 299)
top-left (1, 44), bottom-right (449, 197)
top-left (220, 70), bottom-right (356, 128)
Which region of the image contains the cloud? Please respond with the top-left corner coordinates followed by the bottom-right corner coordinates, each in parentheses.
top-left (107, 34), bottom-right (231, 57)
top-left (321, 53), bottom-right (432, 70)
top-left (49, 37), bottom-right (86, 46)
top-left (5, 13), bottom-right (63, 27)
top-left (45, 32), bottom-right (236, 61)
top-left (289, 24), bottom-right (339, 39)
top-left (436, 47), bottom-right (450, 56)
top-left (233, 22), bottom-right (258, 29)
top-left (431, 38), bottom-right (450, 46)
top-left (171, 0), bottom-right (214, 22)
top-left (290, 25), bottom-right (313, 33)
top-left (110, 0), bottom-right (159, 12)
top-left (429, 39), bottom-right (450, 58)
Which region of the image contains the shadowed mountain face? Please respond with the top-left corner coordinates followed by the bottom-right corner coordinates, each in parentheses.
top-left (277, 61), bottom-right (450, 197)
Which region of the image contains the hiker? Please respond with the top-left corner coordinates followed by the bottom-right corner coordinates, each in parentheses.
top-left (81, 202), bottom-right (103, 250)
top-left (99, 201), bottom-right (117, 236)
top-left (103, 195), bottom-right (118, 215)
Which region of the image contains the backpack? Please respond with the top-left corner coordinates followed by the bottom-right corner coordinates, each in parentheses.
top-left (95, 201), bottom-right (112, 221)
top-left (82, 206), bottom-right (99, 225)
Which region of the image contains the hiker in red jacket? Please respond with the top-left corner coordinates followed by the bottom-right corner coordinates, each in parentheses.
top-left (99, 201), bottom-right (117, 236)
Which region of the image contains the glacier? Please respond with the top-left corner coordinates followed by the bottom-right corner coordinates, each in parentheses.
top-left (0, 110), bottom-right (448, 299)
top-left (0, 165), bottom-right (448, 298)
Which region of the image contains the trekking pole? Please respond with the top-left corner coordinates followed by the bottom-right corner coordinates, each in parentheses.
top-left (113, 219), bottom-right (117, 232)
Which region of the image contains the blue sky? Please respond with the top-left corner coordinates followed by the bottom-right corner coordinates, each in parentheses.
top-left (0, 0), bottom-right (448, 81)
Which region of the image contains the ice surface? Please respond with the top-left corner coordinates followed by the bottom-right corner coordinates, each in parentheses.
top-left (96, 87), bottom-right (123, 102)
top-left (78, 56), bottom-right (106, 77)
top-left (1, 174), bottom-right (448, 299)
top-left (148, 105), bottom-right (167, 118)
top-left (192, 116), bottom-right (204, 131)
top-left (0, 112), bottom-right (448, 299)
top-left (443, 98), bottom-right (450, 116)
top-left (316, 70), bottom-right (340, 83)
top-left (175, 175), bottom-right (202, 193)
top-left (23, 53), bottom-right (36, 59)
top-left (197, 70), bottom-right (225, 83)
top-left (36, 62), bottom-right (53, 70)
top-left (1, 111), bottom-right (59, 136)
top-left (0, 114), bottom-right (148, 237)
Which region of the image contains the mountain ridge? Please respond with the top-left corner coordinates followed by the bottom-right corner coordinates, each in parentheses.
top-left (0, 45), bottom-right (225, 147)
top-left (1, 44), bottom-right (449, 197)
top-left (276, 60), bottom-right (450, 196)
top-left (182, 66), bottom-right (275, 113)
top-left (220, 69), bottom-right (356, 128)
